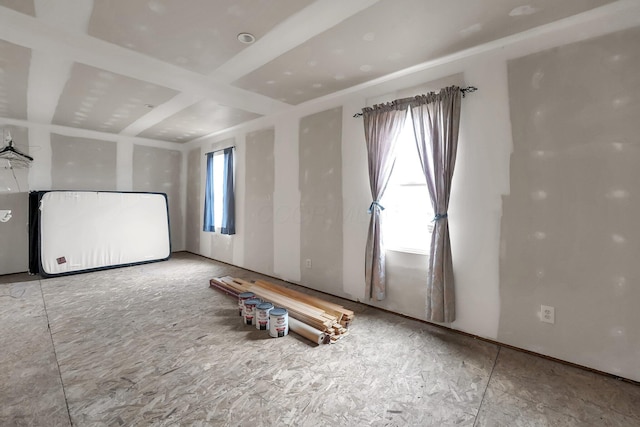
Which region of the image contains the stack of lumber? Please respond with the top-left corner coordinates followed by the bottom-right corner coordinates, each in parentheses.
top-left (209, 276), bottom-right (354, 343)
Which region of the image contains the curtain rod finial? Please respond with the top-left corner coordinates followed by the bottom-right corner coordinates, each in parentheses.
top-left (461, 86), bottom-right (478, 98)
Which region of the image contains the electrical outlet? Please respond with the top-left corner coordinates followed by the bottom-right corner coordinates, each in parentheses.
top-left (305, 259), bottom-right (312, 269)
top-left (0, 210), bottom-right (12, 223)
top-left (540, 305), bottom-right (555, 324)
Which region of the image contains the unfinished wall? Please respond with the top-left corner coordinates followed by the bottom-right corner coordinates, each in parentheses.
top-left (132, 145), bottom-right (183, 251)
top-left (0, 125), bottom-right (29, 193)
top-left (0, 192), bottom-right (28, 274)
top-left (299, 107), bottom-right (343, 294)
top-left (51, 133), bottom-right (117, 191)
top-left (0, 125), bottom-right (186, 275)
top-left (499, 27), bottom-right (640, 377)
top-left (186, 16), bottom-right (640, 382)
top-left (0, 126), bottom-right (30, 274)
top-left (185, 146), bottom-right (201, 254)
top-left (244, 128), bottom-right (274, 275)
top-left (356, 74), bottom-right (500, 324)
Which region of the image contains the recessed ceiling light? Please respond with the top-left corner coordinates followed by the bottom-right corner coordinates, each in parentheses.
top-left (237, 32), bottom-right (256, 44)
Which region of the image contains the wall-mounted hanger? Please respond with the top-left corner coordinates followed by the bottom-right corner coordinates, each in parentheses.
top-left (0, 129), bottom-right (34, 163)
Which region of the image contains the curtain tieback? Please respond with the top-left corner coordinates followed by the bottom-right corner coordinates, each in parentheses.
top-left (368, 200), bottom-right (385, 214)
top-left (433, 213), bottom-right (448, 221)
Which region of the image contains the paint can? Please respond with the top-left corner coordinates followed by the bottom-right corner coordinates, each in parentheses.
top-left (238, 292), bottom-right (255, 316)
top-left (255, 302), bottom-right (274, 331)
top-left (269, 308), bottom-right (289, 338)
top-left (242, 298), bottom-right (261, 326)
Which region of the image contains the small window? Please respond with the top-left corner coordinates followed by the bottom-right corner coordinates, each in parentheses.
top-left (203, 147), bottom-right (236, 235)
top-left (212, 152), bottom-right (224, 230)
top-left (382, 111), bottom-right (434, 254)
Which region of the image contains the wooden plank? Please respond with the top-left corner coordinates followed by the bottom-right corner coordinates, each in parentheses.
top-left (232, 279), bottom-right (333, 320)
top-left (209, 279), bottom-right (239, 297)
top-left (214, 276), bottom-right (352, 335)
top-left (212, 277), bottom-right (244, 293)
top-left (255, 279), bottom-right (354, 317)
top-left (219, 277), bottom-right (250, 293)
top-left (228, 280), bottom-right (334, 331)
top-left (254, 279), bottom-right (354, 319)
top-left (210, 276), bottom-right (352, 340)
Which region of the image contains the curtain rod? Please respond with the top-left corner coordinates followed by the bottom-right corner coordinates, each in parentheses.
top-left (352, 86), bottom-right (478, 118)
top-left (204, 145), bottom-right (235, 156)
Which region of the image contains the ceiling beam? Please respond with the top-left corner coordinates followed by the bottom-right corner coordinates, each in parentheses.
top-left (0, 116), bottom-right (184, 150)
top-left (120, 93), bottom-right (204, 137)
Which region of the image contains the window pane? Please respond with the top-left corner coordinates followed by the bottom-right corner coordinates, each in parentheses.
top-left (213, 152), bottom-right (224, 229)
top-left (383, 184), bottom-right (432, 252)
top-left (382, 113), bottom-right (433, 253)
top-left (389, 121), bottom-right (425, 186)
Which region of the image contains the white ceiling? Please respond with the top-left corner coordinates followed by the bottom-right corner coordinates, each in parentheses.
top-left (0, 0), bottom-right (620, 144)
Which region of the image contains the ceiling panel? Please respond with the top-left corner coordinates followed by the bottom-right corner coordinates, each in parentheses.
top-left (0, 40), bottom-right (31, 120)
top-left (87, 0), bottom-right (314, 75)
top-left (137, 99), bottom-right (262, 143)
top-left (0, 0), bottom-right (631, 143)
top-left (232, 0), bottom-right (616, 104)
top-left (52, 63), bottom-right (179, 133)
top-left (0, 0), bottom-right (34, 16)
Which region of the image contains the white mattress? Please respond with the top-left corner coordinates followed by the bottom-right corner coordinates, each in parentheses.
top-left (38, 191), bottom-right (170, 276)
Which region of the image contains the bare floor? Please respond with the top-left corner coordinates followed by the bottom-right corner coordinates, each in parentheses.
top-left (1, 253), bottom-right (639, 426)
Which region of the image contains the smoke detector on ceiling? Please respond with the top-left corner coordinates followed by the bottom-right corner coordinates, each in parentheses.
top-left (237, 32), bottom-right (256, 44)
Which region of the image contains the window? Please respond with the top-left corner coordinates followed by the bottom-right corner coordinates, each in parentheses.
top-left (382, 111), bottom-right (433, 254)
top-left (204, 147), bottom-right (235, 234)
top-left (211, 152), bottom-right (224, 229)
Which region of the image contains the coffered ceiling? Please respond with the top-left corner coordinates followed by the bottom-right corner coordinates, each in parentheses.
top-left (0, 0), bottom-right (620, 144)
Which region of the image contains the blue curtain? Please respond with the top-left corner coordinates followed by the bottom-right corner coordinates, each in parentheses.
top-left (203, 152), bottom-right (215, 232)
top-left (220, 147), bottom-right (236, 235)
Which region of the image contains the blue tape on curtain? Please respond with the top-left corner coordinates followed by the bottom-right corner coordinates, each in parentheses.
top-left (368, 200), bottom-right (385, 214)
top-left (433, 213), bottom-right (448, 221)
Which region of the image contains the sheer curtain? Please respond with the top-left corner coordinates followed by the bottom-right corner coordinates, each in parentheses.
top-left (361, 102), bottom-right (408, 300)
top-left (203, 152), bottom-right (215, 232)
top-left (220, 147), bottom-right (236, 235)
top-left (410, 86), bottom-right (462, 323)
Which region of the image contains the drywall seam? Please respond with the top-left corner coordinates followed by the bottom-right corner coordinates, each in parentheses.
top-left (0, 6), bottom-right (289, 116)
top-left (233, 134), bottom-right (245, 267)
top-left (341, 96), bottom-right (368, 301)
top-left (273, 119), bottom-right (301, 283)
top-left (27, 127), bottom-right (52, 190)
top-left (299, 107), bottom-right (343, 294)
top-left (179, 142), bottom-right (189, 252)
top-left (290, 0), bottom-right (640, 111)
top-left (116, 138), bottom-right (133, 191)
top-left (213, 0), bottom-right (381, 82)
top-left (244, 127), bottom-right (275, 276)
top-left (0, 117), bottom-right (183, 150)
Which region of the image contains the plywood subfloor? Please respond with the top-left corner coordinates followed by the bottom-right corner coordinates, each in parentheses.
top-left (1, 252), bottom-right (639, 426)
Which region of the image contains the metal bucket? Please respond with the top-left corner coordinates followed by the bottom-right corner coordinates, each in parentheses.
top-left (255, 302), bottom-right (274, 330)
top-left (238, 292), bottom-right (255, 316)
top-left (242, 298), bottom-right (261, 326)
